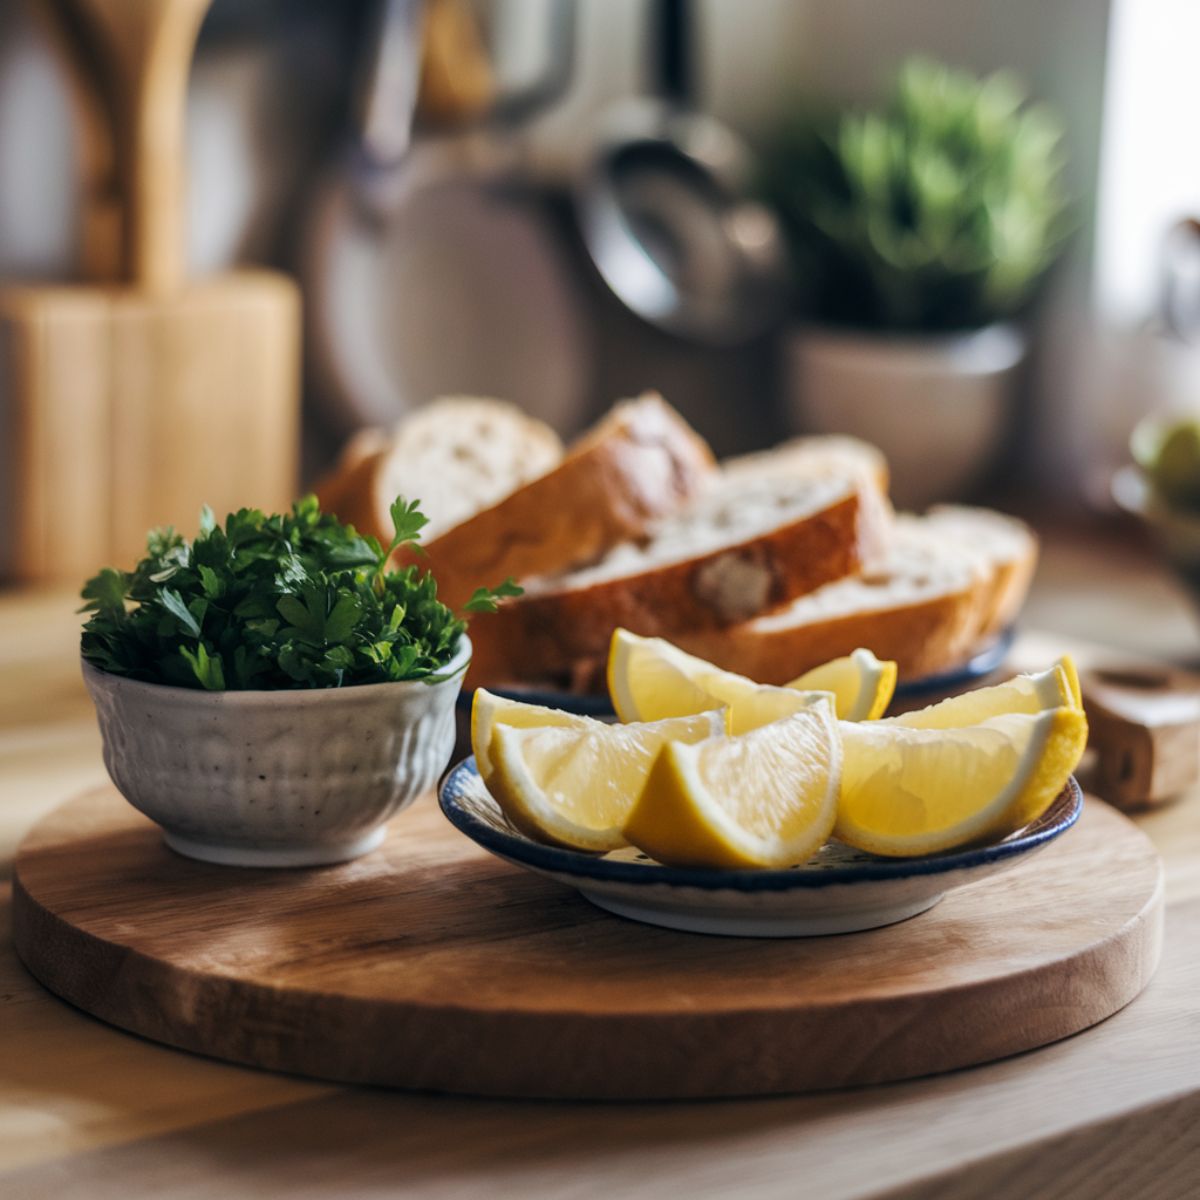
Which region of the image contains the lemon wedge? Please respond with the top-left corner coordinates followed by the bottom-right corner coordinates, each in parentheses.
top-left (886, 658), bottom-right (1081, 731)
top-left (835, 706), bottom-right (1088, 857)
top-left (1060, 654), bottom-right (1083, 709)
top-left (607, 629), bottom-right (894, 728)
top-left (787, 648), bottom-right (898, 722)
top-left (623, 696), bottom-right (841, 869)
top-left (488, 709), bottom-right (724, 851)
top-left (607, 629), bottom-right (758, 723)
top-left (723, 684), bottom-right (827, 735)
top-left (471, 688), bottom-right (591, 785)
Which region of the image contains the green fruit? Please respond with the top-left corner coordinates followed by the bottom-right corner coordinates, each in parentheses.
top-left (1150, 420), bottom-right (1200, 508)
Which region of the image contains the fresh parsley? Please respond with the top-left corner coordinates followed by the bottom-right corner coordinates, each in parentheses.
top-left (80, 496), bottom-right (520, 691)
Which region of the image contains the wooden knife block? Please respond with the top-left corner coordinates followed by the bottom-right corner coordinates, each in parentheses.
top-left (0, 270), bottom-right (299, 581)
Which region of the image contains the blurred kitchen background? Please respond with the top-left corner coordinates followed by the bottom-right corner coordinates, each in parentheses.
top-left (4, 0), bottom-right (1200, 594)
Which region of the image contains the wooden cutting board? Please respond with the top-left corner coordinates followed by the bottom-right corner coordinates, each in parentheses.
top-left (11, 784), bottom-right (1163, 1100)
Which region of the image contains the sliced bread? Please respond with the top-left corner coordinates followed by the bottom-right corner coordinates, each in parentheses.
top-left (416, 393), bottom-right (715, 609)
top-left (722, 434), bottom-right (889, 494)
top-left (315, 396), bottom-right (564, 543)
top-left (469, 462), bottom-right (892, 683)
top-left (670, 506), bottom-right (1036, 684)
top-left (920, 505), bottom-right (1038, 637)
top-left (670, 517), bottom-right (991, 683)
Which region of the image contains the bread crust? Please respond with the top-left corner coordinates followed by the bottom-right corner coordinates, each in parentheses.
top-left (986, 548), bottom-right (1038, 636)
top-left (315, 393), bottom-right (714, 610)
top-left (672, 583), bottom-right (988, 684)
top-left (416, 394), bottom-right (715, 608)
top-left (314, 446), bottom-right (391, 540)
top-left (723, 435), bottom-right (890, 494)
top-left (924, 506), bottom-right (1039, 637)
top-left (314, 398), bottom-right (563, 546)
top-left (469, 485), bottom-right (888, 682)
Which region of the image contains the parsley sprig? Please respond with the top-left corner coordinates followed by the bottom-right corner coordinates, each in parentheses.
top-left (80, 496), bottom-right (520, 690)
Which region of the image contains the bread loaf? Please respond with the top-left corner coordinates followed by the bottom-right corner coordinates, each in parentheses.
top-left (318, 392), bottom-right (715, 610)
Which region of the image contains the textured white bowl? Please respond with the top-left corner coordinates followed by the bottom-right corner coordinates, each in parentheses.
top-left (82, 637), bottom-right (470, 867)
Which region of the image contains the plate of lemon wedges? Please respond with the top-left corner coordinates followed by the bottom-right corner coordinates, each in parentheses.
top-left (439, 631), bottom-right (1087, 937)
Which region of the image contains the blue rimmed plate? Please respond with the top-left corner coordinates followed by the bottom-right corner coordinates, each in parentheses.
top-left (455, 629), bottom-right (1017, 723)
top-left (438, 759), bottom-right (1082, 938)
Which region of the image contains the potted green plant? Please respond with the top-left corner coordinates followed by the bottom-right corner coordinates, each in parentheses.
top-left (79, 495), bottom-right (518, 867)
top-left (760, 58), bottom-right (1070, 507)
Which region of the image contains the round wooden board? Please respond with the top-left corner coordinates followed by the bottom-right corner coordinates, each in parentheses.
top-left (12, 786), bottom-right (1163, 1100)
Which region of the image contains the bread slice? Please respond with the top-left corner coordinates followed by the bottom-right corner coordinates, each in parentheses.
top-left (668, 516), bottom-right (992, 684)
top-left (669, 506), bottom-right (1036, 685)
top-left (469, 464), bottom-right (892, 683)
top-left (722, 434), bottom-right (889, 494)
top-left (920, 505), bottom-right (1038, 637)
top-left (424, 392), bottom-right (715, 608)
top-left (315, 396), bottom-right (564, 543)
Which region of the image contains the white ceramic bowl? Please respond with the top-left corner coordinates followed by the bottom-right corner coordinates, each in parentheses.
top-left (83, 637), bottom-right (470, 867)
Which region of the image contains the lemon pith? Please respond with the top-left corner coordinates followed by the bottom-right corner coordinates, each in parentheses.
top-left (787, 648), bottom-right (898, 721)
top-left (886, 660), bottom-right (1078, 731)
top-left (1059, 654), bottom-right (1083, 709)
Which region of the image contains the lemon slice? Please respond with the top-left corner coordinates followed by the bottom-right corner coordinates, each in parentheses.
top-left (488, 710), bottom-right (724, 852)
top-left (471, 688), bottom-right (591, 785)
top-left (623, 697), bottom-right (841, 869)
top-left (787, 648), bottom-right (898, 721)
top-left (836, 706), bottom-right (1088, 857)
top-left (886, 658), bottom-right (1080, 731)
top-left (607, 629), bottom-right (759, 723)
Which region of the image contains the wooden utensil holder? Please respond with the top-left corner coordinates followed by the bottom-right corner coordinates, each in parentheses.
top-left (0, 0), bottom-right (299, 581)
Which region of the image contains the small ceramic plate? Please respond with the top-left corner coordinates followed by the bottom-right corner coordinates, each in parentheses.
top-left (438, 759), bottom-right (1082, 938)
top-left (455, 628), bottom-right (1017, 722)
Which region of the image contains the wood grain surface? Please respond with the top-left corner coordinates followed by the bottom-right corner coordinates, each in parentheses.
top-left (0, 275), bottom-right (300, 580)
top-left (12, 782), bottom-right (1163, 1100)
top-left (5, 547), bottom-right (1200, 1198)
top-left (69, 0), bottom-right (211, 291)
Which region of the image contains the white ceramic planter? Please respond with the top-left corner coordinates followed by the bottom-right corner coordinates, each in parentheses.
top-left (784, 323), bottom-right (1026, 510)
top-left (82, 637), bottom-right (470, 868)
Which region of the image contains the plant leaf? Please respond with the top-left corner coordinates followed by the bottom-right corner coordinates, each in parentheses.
top-left (462, 578), bottom-right (523, 614)
top-left (159, 588), bottom-right (202, 638)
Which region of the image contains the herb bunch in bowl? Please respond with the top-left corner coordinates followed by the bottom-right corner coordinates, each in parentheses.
top-left (81, 495), bottom-right (519, 691)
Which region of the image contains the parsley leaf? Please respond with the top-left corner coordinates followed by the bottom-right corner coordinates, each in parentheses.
top-left (462, 578), bottom-right (523, 614)
top-left (79, 495), bottom-right (520, 690)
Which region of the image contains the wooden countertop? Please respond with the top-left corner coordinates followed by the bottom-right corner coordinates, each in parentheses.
top-left (3, 523), bottom-right (1200, 1199)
